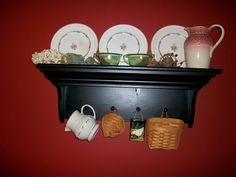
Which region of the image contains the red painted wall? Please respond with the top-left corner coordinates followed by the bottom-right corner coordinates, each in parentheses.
top-left (1, 0), bottom-right (236, 177)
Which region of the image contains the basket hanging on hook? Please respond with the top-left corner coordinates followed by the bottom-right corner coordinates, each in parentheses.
top-left (146, 108), bottom-right (184, 150)
top-left (101, 106), bottom-right (125, 138)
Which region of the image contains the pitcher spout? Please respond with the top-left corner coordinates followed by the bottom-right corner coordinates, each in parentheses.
top-left (65, 127), bottom-right (71, 131)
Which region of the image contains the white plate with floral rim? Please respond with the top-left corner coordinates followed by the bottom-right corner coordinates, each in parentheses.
top-left (151, 25), bottom-right (188, 67)
top-left (99, 24), bottom-right (148, 65)
top-left (50, 23), bottom-right (98, 58)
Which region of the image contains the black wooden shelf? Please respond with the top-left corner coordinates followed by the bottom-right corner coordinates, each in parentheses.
top-left (36, 64), bottom-right (222, 127)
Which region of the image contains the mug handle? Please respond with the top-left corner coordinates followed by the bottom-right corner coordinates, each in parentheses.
top-left (209, 24), bottom-right (225, 58)
top-left (81, 104), bottom-right (96, 119)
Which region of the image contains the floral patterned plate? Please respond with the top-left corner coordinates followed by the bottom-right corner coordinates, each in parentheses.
top-left (99, 24), bottom-right (148, 65)
top-left (151, 25), bottom-right (188, 67)
top-left (50, 23), bottom-right (98, 58)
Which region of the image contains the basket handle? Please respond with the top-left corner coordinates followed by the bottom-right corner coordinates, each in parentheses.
top-left (160, 108), bottom-right (169, 118)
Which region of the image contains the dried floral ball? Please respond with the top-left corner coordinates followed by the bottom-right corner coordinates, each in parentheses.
top-left (32, 49), bottom-right (68, 64)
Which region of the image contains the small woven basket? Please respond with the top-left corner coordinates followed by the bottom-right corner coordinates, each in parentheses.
top-left (146, 109), bottom-right (184, 150)
top-left (101, 108), bottom-right (125, 138)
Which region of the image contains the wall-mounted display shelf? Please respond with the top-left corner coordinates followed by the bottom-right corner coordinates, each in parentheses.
top-left (36, 64), bottom-right (222, 128)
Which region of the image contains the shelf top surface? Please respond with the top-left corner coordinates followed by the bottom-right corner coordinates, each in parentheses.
top-left (36, 64), bottom-right (222, 75)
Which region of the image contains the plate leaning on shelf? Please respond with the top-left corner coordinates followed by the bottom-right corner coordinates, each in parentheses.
top-left (151, 25), bottom-right (188, 67)
top-left (99, 24), bottom-right (148, 65)
top-left (50, 23), bottom-right (98, 58)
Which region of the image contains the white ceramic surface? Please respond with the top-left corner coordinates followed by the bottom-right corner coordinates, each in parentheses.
top-left (185, 44), bottom-right (211, 68)
top-left (151, 25), bottom-right (188, 67)
top-left (64, 110), bottom-right (83, 132)
top-left (77, 117), bottom-right (98, 141)
top-left (50, 23), bottom-right (98, 58)
top-left (88, 124), bottom-right (100, 141)
top-left (99, 24), bottom-right (148, 65)
top-left (79, 121), bottom-right (100, 141)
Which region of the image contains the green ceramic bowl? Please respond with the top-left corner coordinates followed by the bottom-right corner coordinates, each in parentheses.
top-left (95, 53), bottom-right (122, 65)
top-left (123, 54), bottom-right (153, 66)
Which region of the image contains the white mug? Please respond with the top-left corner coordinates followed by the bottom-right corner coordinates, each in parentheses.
top-left (65, 104), bottom-right (99, 141)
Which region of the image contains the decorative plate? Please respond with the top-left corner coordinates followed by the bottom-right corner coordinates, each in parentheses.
top-left (99, 24), bottom-right (148, 65)
top-left (151, 25), bottom-right (188, 67)
top-left (50, 23), bottom-right (98, 58)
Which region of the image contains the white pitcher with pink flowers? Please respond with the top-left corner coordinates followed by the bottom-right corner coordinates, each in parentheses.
top-left (184, 24), bottom-right (224, 68)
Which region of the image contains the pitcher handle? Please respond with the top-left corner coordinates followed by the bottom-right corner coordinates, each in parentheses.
top-left (81, 104), bottom-right (96, 119)
top-left (209, 24), bottom-right (225, 58)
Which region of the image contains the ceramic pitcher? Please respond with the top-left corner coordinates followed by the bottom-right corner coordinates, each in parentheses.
top-left (184, 24), bottom-right (224, 68)
top-left (65, 104), bottom-right (99, 141)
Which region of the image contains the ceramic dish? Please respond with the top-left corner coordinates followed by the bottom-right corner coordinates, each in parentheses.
top-left (50, 23), bottom-right (98, 58)
top-left (99, 24), bottom-right (148, 65)
top-left (95, 53), bottom-right (122, 65)
top-left (151, 25), bottom-right (188, 67)
top-left (123, 54), bottom-right (153, 66)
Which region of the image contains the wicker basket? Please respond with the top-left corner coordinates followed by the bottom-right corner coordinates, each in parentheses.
top-left (146, 117), bottom-right (184, 150)
top-left (102, 112), bottom-right (125, 138)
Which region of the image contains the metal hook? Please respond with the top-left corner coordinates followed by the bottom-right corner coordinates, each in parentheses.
top-left (110, 106), bottom-right (116, 111)
top-left (136, 107), bottom-right (141, 112)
